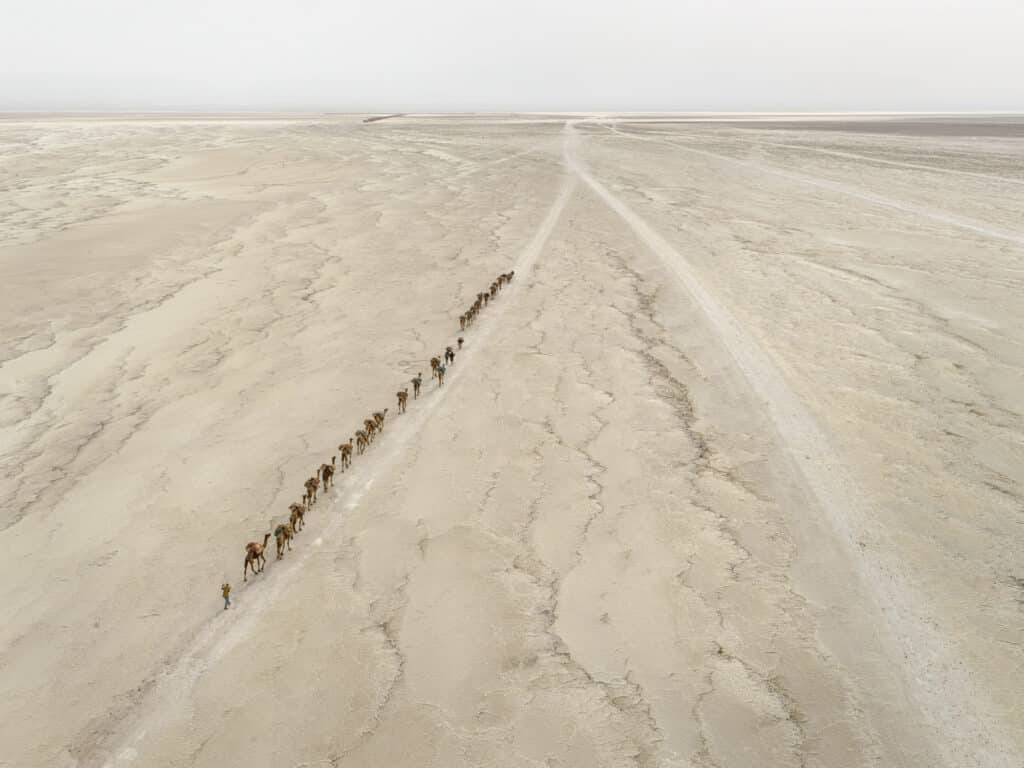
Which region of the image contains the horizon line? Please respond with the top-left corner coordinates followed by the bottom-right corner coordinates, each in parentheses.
top-left (3, 109), bottom-right (1024, 118)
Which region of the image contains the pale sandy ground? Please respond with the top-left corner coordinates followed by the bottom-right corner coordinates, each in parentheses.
top-left (1, 114), bottom-right (1022, 768)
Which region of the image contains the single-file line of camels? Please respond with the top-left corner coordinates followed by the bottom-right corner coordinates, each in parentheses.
top-left (241, 270), bottom-right (515, 582)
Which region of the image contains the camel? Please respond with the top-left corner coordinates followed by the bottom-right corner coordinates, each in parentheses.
top-left (459, 314), bottom-right (466, 331)
top-left (289, 502), bottom-right (306, 532)
top-left (364, 418), bottom-right (377, 441)
top-left (457, 336), bottom-right (464, 349)
top-left (320, 463), bottom-right (334, 490)
top-left (483, 293), bottom-right (490, 306)
top-left (430, 356), bottom-right (441, 379)
top-left (490, 283), bottom-right (497, 298)
top-left (373, 409), bottom-right (388, 431)
top-left (412, 373), bottom-right (423, 399)
top-left (397, 387), bottom-right (408, 413)
top-left (445, 346), bottom-right (455, 365)
top-left (507, 270), bottom-right (515, 282)
top-left (356, 430), bottom-right (368, 454)
top-left (304, 476), bottom-right (319, 505)
top-left (339, 439), bottom-right (353, 470)
top-left (437, 364), bottom-right (446, 386)
top-left (244, 532), bottom-right (271, 582)
top-left (274, 523), bottom-right (294, 559)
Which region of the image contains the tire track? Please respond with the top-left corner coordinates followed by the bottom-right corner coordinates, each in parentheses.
top-left (564, 120), bottom-right (1018, 768)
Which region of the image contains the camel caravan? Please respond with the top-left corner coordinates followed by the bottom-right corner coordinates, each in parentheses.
top-left (460, 271), bottom-right (513, 330)
top-left (238, 269), bottom-right (515, 587)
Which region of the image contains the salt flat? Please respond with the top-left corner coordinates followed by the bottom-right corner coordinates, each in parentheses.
top-left (0, 114), bottom-right (1021, 768)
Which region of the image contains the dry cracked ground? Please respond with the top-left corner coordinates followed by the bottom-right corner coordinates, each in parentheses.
top-left (1, 114), bottom-right (1022, 768)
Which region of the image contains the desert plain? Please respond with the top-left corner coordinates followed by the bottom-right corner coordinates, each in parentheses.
top-left (0, 113), bottom-right (1022, 768)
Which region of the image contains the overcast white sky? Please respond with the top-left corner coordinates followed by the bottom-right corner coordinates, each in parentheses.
top-left (1, 0), bottom-right (1022, 111)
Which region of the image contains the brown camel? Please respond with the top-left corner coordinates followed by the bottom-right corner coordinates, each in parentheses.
top-left (459, 314), bottom-right (466, 331)
top-left (397, 387), bottom-right (408, 413)
top-left (244, 532), bottom-right (271, 582)
top-left (373, 409), bottom-right (388, 431)
top-left (364, 419), bottom-right (377, 441)
top-left (289, 502), bottom-right (306, 532)
top-left (304, 476), bottom-right (319, 505)
top-left (412, 373), bottom-right (423, 398)
top-left (445, 346), bottom-right (455, 365)
top-left (457, 336), bottom-right (464, 349)
top-left (356, 430), bottom-right (368, 454)
top-left (430, 356), bottom-right (441, 379)
top-left (320, 463), bottom-right (334, 490)
top-left (339, 439), bottom-right (353, 469)
top-left (275, 523), bottom-right (294, 559)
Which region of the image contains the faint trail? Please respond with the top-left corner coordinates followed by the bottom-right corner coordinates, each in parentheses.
top-left (89, 169), bottom-right (576, 768)
top-left (739, 139), bottom-right (1024, 186)
top-left (565, 120), bottom-right (1019, 768)
top-left (605, 123), bottom-right (1024, 247)
top-left (630, 128), bottom-right (1024, 186)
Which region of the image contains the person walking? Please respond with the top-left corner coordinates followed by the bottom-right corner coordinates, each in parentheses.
top-left (221, 582), bottom-right (232, 610)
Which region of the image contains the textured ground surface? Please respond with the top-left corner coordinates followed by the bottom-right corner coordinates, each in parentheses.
top-left (1, 115), bottom-right (1022, 768)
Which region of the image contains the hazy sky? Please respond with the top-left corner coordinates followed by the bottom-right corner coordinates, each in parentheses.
top-left (2, 0), bottom-right (1022, 111)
